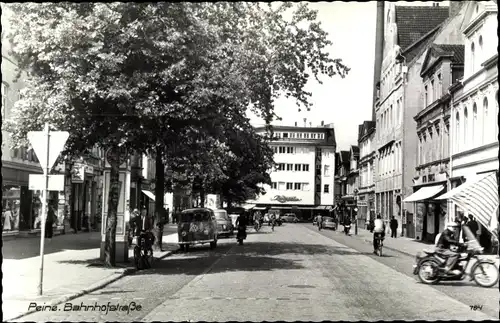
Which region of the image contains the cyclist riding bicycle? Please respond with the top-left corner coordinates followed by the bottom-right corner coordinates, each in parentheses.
top-left (135, 208), bottom-right (155, 253)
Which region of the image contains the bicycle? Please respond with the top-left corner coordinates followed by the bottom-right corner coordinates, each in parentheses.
top-left (133, 232), bottom-right (154, 270)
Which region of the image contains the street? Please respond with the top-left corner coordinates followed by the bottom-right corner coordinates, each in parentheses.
top-left (16, 223), bottom-right (497, 322)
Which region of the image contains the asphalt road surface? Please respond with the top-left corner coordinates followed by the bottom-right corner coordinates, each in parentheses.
top-left (16, 224), bottom-right (497, 322)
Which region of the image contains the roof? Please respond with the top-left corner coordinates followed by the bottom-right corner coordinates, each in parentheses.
top-left (351, 145), bottom-right (359, 156)
top-left (395, 6), bottom-right (450, 51)
top-left (358, 121), bottom-right (376, 142)
top-left (434, 44), bottom-right (465, 64)
top-left (340, 151), bottom-right (350, 164)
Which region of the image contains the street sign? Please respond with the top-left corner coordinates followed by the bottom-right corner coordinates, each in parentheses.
top-left (27, 129), bottom-right (69, 172)
top-left (29, 174), bottom-right (65, 191)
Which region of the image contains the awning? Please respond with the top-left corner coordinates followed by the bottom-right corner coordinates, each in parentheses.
top-left (240, 204), bottom-right (256, 210)
top-left (315, 205), bottom-right (332, 210)
top-left (403, 185), bottom-right (444, 203)
top-left (436, 172), bottom-right (498, 240)
top-left (142, 190), bottom-right (155, 201)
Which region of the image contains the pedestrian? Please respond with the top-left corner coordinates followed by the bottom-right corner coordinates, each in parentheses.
top-left (467, 215), bottom-right (479, 237)
top-left (390, 216), bottom-right (398, 238)
top-left (45, 200), bottom-right (57, 240)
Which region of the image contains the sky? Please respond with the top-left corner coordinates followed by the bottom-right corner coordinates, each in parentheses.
top-left (247, 2), bottom-right (378, 151)
top-left (246, 1), bottom-right (451, 151)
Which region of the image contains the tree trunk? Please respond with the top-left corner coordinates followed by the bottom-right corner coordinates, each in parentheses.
top-left (104, 147), bottom-right (120, 267)
top-left (154, 146), bottom-right (165, 251)
top-left (200, 185), bottom-right (206, 208)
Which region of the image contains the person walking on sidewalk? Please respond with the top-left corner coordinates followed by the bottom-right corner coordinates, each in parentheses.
top-left (467, 215), bottom-right (479, 238)
top-left (390, 216), bottom-right (398, 238)
top-left (45, 200), bottom-right (57, 240)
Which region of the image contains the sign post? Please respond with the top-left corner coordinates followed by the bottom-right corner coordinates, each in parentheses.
top-left (27, 123), bottom-right (69, 296)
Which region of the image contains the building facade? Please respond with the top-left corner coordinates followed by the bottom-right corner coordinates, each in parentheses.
top-left (374, 3), bottom-right (450, 233)
top-left (343, 146), bottom-right (360, 225)
top-left (357, 121), bottom-right (376, 228)
top-left (449, 1), bottom-right (498, 251)
top-left (247, 123), bottom-right (336, 219)
top-left (411, 44), bottom-right (464, 243)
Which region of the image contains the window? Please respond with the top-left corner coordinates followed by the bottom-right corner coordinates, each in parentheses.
top-left (302, 183), bottom-right (310, 191)
top-left (277, 163), bottom-right (286, 171)
top-left (283, 133), bottom-right (289, 138)
top-left (278, 182), bottom-right (286, 190)
top-left (279, 146), bottom-right (285, 154)
top-left (287, 164), bottom-right (293, 171)
top-left (286, 182), bottom-right (293, 190)
top-left (479, 35), bottom-right (483, 49)
top-left (430, 80), bottom-right (434, 103)
top-left (302, 164), bottom-right (309, 172)
top-left (437, 74), bottom-right (442, 98)
top-left (472, 103), bottom-right (477, 144)
top-left (1, 82), bottom-right (8, 119)
top-left (483, 97), bottom-right (489, 142)
top-left (273, 146), bottom-right (278, 154)
top-left (324, 184), bottom-right (330, 193)
top-left (316, 184), bottom-right (321, 192)
top-left (295, 164), bottom-right (301, 171)
top-left (271, 182), bottom-right (277, 189)
top-left (424, 85), bottom-right (428, 107)
top-left (297, 133), bottom-right (302, 139)
top-left (286, 146), bottom-right (294, 154)
top-left (463, 107), bottom-right (468, 147)
top-left (294, 183), bottom-right (302, 190)
top-left (324, 165), bottom-right (330, 176)
top-left (390, 105), bottom-right (393, 128)
top-left (455, 112), bottom-right (460, 152)
top-left (470, 42), bottom-right (475, 73)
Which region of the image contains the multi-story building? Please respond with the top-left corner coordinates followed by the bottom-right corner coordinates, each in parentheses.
top-left (247, 122), bottom-right (336, 220)
top-left (448, 1), bottom-right (498, 251)
top-left (357, 121), bottom-right (376, 228)
top-left (342, 146), bottom-right (360, 224)
top-left (2, 10), bottom-right (45, 236)
top-left (374, 2), bottom-right (451, 235)
top-left (408, 44), bottom-right (464, 243)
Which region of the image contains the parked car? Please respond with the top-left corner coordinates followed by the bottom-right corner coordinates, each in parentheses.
top-left (213, 209), bottom-right (234, 238)
top-left (178, 208), bottom-right (218, 252)
top-left (281, 213), bottom-right (299, 223)
top-left (322, 217), bottom-right (337, 230)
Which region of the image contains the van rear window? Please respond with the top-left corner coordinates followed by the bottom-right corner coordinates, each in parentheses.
top-left (180, 211), bottom-right (211, 222)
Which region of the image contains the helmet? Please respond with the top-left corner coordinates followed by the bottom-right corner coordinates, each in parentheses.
top-left (446, 222), bottom-right (459, 228)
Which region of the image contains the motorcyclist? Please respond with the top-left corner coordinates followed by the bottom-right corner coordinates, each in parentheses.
top-left (436, 222), bottom-right (462, 275)
top-left (373, 215), bottom-right (385, 254)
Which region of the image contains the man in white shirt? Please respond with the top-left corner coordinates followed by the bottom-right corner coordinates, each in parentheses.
top-left (373, 215), bottom-right (386, 254)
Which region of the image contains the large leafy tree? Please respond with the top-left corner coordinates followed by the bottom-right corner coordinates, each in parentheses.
top-left (5, 2), bottom-right (348, 266)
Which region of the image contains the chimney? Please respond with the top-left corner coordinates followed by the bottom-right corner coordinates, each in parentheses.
top-left (449, 1), bottom-right (464, 18)
top-left (372, 1), bottom-right (384, 122)
top-left (303, 118), bottom-right (307, 127)
top-left (309, 122), bottom-right (312, 127)
top-left (295, 121), bottom-right (297, 127)
top-left (321, 120), bottom-right (324, 126)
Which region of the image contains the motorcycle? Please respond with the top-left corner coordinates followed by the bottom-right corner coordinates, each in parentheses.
top-left (413, 242), bottom-right (499, 288)
top-left (236, 226), bottom-right (247, 245)
top-left (344, 224), bottom-right (351, 235)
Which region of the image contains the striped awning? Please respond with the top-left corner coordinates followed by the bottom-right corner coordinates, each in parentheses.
top-left (436, 172), bottom-right (498, 240)
top-left (142, 190), bottom-right (155, 201)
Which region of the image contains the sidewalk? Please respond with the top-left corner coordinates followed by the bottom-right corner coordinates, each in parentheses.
top-left (2, 231), bottom-right (179, 321)
top-left (347, 227), bottom-right (499, 262)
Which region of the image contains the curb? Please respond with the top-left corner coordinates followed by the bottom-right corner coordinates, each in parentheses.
top-left (6, 248), bottom-right (180, 322)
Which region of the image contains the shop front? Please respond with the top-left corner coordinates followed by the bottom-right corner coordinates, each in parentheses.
top-left (2, 165), bottom-right (45, 236)
top-left (71, 162), bottom-right (101, 232)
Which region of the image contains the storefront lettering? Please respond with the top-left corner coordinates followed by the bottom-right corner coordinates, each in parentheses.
top-left (271, 195), bottom-right (302, 203)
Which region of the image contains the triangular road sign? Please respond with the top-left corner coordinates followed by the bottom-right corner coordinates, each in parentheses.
top-left (28, 130), bottom-right (69, 172)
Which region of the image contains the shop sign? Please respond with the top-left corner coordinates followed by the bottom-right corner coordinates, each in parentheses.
top-left (71, 164), bottom-right (85, 183)
top-left (2, 188), bottom-right (20, 199)
top-left (271, 195), bottom-right (302, 203)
